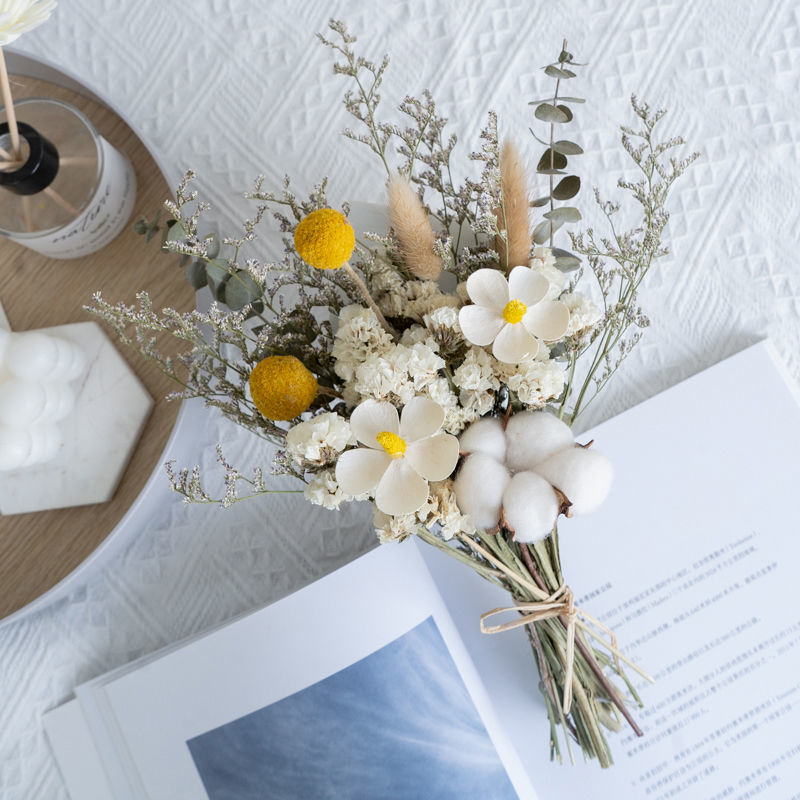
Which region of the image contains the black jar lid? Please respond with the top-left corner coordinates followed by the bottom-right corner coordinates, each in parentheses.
top-left (0, 121), bottom-right (59, 195)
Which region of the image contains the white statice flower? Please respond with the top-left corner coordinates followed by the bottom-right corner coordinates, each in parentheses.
top-left (304, 469), bottom-right (348, 510)
top-left (373, 508), bottom-right (417, 543)
top-left (530, 245), bottom-right (556, 270)
top-left (454, 412), bottom-right (613, 542)
top-left (352, 342), bottom-right (443, 405)
top-left (0, 0), bottom-right (55, 45)
top-left (331, 306), bottom-right (394, 382)
top-left (458, 266), bottom-right (570, 363)
top-left (405, 281), bottom-right (460, 320)
top-left (562, 292), bottom-right (603, 336)
top-left (336, 397), bottom-right (459, 516)
top-left (400, 324), bottom-right (439, 348)
top-left (426, 480), bottom-right (477, 540)
top-left (353, 351), bottom-right (416, 406)
top-left (397, 342), bottom-right (445, 390)
top-left (529, 247), bottom-right (567, 301)
top-left (452, 346), bottom-right (499, 393)
top-left (424, 306), bottom-right (461, 336)
top-left (380, 279), bottom-right (459, 322)
top-left (495, 358), bottom-right (566, 407)
top-left (285, 412), bottom-right (355, 467)
top-left (458, 389), bottom-right (494, 420)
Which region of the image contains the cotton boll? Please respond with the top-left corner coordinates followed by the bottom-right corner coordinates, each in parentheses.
top-left (501, 471), bottom-right (559, 543)
top-left (453, 452), bottom-right (510, 530)
top-left (534, 446), bottom-right (613, 515)
top-left (458, 416), bottom-right (506, 462)
top-left (505, 411), bottom-right (574, 472)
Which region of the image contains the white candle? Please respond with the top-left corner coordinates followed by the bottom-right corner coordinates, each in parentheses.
top-left (23, 424), bottom-right (62, 467)
top-left (0, 424), bottom-right (63, 471)
top-left (0, 425), bottom-right (31, 471)
top-left (0, 379), bottom-right (76, 424)
top-left (5, 332), bottom-right (87, 382)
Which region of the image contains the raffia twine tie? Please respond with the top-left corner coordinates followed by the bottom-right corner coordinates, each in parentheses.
top-left (455, 533), bottom-right (654, 717)
top-left (480, 584), bottom-right (654, 715)
top-left (481, 584), bottom-right (579, 713)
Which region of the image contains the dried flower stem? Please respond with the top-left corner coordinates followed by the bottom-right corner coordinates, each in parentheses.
top-left (342, 260), bottom-right (396, 336)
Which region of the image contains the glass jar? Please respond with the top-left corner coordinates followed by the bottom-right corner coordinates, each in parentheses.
top-left (0, 97), bottom-right (136, 258)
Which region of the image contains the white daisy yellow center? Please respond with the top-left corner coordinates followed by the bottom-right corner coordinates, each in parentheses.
top-left (502, 298), bottom-right (527, 324)
top-left (376, 430), bottom-right (407, 458)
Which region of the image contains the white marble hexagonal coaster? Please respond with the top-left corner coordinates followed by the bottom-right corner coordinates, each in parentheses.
top-left (0, 320), bottom-right (153, 515)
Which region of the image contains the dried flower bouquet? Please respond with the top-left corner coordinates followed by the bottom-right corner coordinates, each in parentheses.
top-left (90, 21), bottom-right (697, 767)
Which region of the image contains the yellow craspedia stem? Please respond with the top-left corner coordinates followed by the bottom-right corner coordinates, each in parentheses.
top-left (294, 208), bottom-right (356, 270)
top-left (502, 298), bottom-right (527, 325)
top-left (249, 355), bottom-right (318, 421)
top-left (376, 430), bottom-right (407, 458)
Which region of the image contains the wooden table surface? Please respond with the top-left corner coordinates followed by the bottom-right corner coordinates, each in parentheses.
top-left (0, 74), bottom-right (195, 619)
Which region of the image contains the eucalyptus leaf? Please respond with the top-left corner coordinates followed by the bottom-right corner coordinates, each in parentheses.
top-left (558, 50), bottom-right (573, 64)
top-left (205, 261), bottom-right (229, 283)
top-left (162, 219), bottom-right (183, 247)
top-left (529, 96), bottom-right (585, 105)
top-left (534, 103), bottom-right (569, 123)
top-left (556, 104), bottom-right (574, 122)
top-left (185, 260), bottom-right (207, 289)
top-left (132, 219), bottom-right (148, 235)
top-left (544, 65), bottom-right (576, 79)
top-left (553, 175), bottom-right (581, 200)
top-left (543, 206), bottom-right (582, 223)
top-left (552, 247), bottom-right (581, 272)
top-left (537, 149), bottom-right (567, 172)
top-left (533, 218), bottom-right (563, 244)
top-left (530, 196), bottom-right (550, 208)
top-left (552, 140), bottom-right (584, 156)
top-left (225, 271), bottom-right (262, 311)
top-left (204, 233), bottom-right (220, 260)
top-left (536, 168), bottom-right (567, 176)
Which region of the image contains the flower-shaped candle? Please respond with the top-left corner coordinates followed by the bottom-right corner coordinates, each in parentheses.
top-left (458, 266), bottom-right (570, 363)
top-left (336, 397), bottom-right (459, 516)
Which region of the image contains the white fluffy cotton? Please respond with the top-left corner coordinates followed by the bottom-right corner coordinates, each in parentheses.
top-left (535, 446), bottom-right (613, 515)
top-left (501, 471), bottom-right (559, 543)
top-left (453, 452), bottom-right (510, 529)
top-left (458, 416), bottom-right (507, 462)
top-left (505, 411), bottom-right (573, 472)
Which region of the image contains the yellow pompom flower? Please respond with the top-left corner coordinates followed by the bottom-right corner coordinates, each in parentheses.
top-left (249, 356), bottom-right (318, 421)
top-left (294, 208), bottom-right (355, 270)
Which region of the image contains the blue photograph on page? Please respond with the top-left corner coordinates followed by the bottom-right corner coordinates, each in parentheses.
top-left (186, 616), bottom-right (517, 799)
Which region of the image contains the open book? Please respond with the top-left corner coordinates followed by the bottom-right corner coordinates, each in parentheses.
top-left (46, 342), bottom-right (800, 799)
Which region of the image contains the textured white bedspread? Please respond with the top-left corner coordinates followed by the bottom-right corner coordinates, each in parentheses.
top-left (2, 0), bottom-right (799, 796)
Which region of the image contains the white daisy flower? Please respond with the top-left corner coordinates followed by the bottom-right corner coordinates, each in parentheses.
top-left (458, 266), bottom-right (570, 363)
top-left (0, 0), bottom-right (56, 45)
top-left (335, 397), bottom-right (460, 516)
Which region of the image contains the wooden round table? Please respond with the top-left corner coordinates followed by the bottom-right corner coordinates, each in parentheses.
top-left (0, 73), bottom-right (195, 620)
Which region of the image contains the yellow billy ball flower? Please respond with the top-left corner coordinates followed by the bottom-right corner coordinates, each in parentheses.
top-left (249, 356), bottom-right (318, 421)
top-left (294, 208), bottom-right (356, 270)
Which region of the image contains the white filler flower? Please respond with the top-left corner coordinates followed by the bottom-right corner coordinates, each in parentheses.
top-left (0, 0), bottom-right (56, 45)
top-left (458, 266), bottom-right (569, 363)
top-left (336, 397), bottom-right (459, 516)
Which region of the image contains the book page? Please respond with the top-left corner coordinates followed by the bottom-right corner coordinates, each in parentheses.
top-left (73, 542), bottom-right (536, 799)
top-left (423, 342), bottom-right (800, 799)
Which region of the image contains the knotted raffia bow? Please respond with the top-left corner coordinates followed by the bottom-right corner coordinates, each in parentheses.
top-left (459, 533), bottom-right (654, 716)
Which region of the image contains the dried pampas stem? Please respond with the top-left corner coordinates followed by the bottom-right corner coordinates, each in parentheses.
top-left (495, 139), bottom-right (531, 270)
top-left (387, 174), bottom-right (442, 280)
